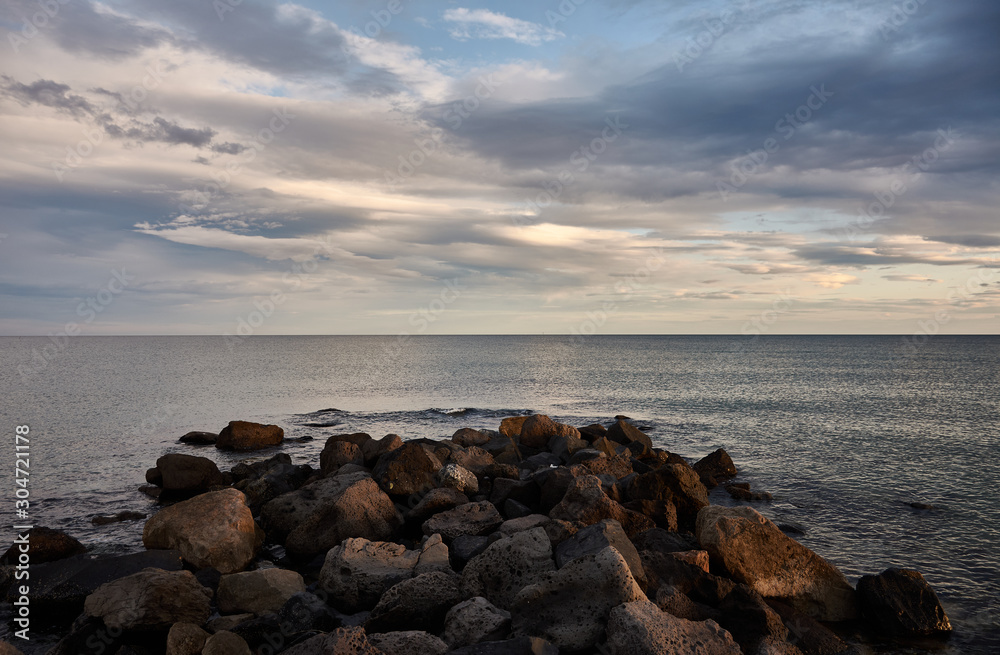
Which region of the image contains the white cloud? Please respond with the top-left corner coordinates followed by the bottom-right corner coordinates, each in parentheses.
top-left (442, 8), bottom-right (564, 46)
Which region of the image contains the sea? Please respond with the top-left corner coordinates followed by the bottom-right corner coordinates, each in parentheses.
top-left (0, 335), bottom-right (997, 653)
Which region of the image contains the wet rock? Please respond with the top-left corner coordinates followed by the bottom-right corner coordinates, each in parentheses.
top-left (320, 535), bottom-right (450, 612)
top-left (454, 428), bottom-right (492, 448)
top-left (462, 527), bottom-right (556, 610)
top-left (1, 526), bottom-right (85, 565)
top-left (203, 631), bottom-right (252, 655)
top-left (368, 630), bottom-right (448, 655)
top-left (906, 501), bottom-right (937, 511)
top-left (143, 488), bottom-right (264, 573)
top-left (437, 463), bottom-right (479, 494)
top-left (856, 568), bottom-right (952, 636)
top-left (261, 472), bottom-right (401, 559)
top-left (84, 568), bottom-right (212, 630)
top-left (405, 487), bottom-right (470, 526)
top-left (549, 475), bottom-right (654, 538)
top-left (91, 511), bottom-right (146, 526)
top-left (629, 463), bottom-right (709, 532)
top-left (166, 622), bottom-right (209, 655)
top-left (443, 596), bottom-right (512, 648)
top-left (362, 433), bottom-right (404, 467)
top-left (179, 430), bottom-right (218, 445)
top-left (365, 571), bottom-right (461, 633)
top-left (218, 568), bottom-right (306, 615)
top-left (147, 453), bottom-right (228, 495)
top-left (511, 547), bottom-right (647, 651)
top-left (606, 419), bottom-right (653, 450)
top-left (423, 501), bottom-right (503, 541)
top-left (606, 599), bottom-right (741, 655)
top-left (640, 549), bottom-right (736, 606)
top-left (555, 519), bottom-right (645, 587)
top-left (216, 420), bottom-right (284, 451)
top-left (373, 442), bottom-right (443, 497)
top-left (281, 626), bottom-right (382, 655)
top-left (321, 439), bottom-right (365, 475)
top-left (696, 506), bottom-right (857, 621)
top-left (693, 448), bottom-right (738, 488)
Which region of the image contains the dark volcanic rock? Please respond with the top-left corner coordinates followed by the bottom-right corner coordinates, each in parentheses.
top-left (629, 463), bottom-right (709, 532)
top-left (550, 475), bottom-right (654, 538)
top-left (577, 424), bottom-right (607, 442)
top-left (856, 568), bottom-right (952, 636)
top-left (606, 419), bottom-right (653, 450)
top-left (448, 636), bottom-right (558, 655)
top-left (554, 519), bottom-right (645, 587)
top-left (373, 442), bottom-right (443, 497)
top-left (147, 453), bottom-right (227, 494)
top-left (693, 448), bottom-right (738, 488)
top-left (179, 430), bottom-right (218, 445)
top-left (454, 427), bottom-right (491, 448)
top-left (216, 420), bottom-right (284, 451)
top-left (2, 526), bottom-right (85, 565)
top-left (362, 433), bottom-right (404, 467)
top-left (365, 571), bottom-right (461, 634)
top-left (423, 501), bottom-right (503, 541)
top-left (321, 439), bottom-right (365, 475)
top-left (84, 568), bottom-right (212, 631)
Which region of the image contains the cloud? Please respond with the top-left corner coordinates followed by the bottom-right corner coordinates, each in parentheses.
top-left (442, 8), bottom-right (564, 46)
top-left (805, 273), bottom-right (861, 289)
top-left (882, 275), bottom-right (941, 283)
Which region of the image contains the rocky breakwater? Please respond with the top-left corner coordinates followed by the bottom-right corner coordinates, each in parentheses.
top-left (0, 417), bottom-right (954, 655)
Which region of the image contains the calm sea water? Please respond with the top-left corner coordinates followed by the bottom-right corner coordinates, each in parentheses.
top-left (0, 335), bottom-right (997, 652)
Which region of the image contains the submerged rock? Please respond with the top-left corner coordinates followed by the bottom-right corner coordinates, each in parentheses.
top-left (146, 453), bottom-right (227, 494)
top-left (1, 526), bottom-right (85, 565)
top-left (216, 420), bottom-right (284, 451)
top-left (693, 448), bottom-right (738, 488)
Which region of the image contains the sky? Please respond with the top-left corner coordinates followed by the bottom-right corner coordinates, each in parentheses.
top-left (0, 0), bottom-right (998, 336)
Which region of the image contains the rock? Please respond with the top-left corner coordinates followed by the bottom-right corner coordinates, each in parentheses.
top-left (606, 419), bottom-right (653, 450)
top-left (555, 519), bottom-right (645, 587)
top-left (483, 462), bottom-right (520, 481)
top-left (693, 448), bottom-right (738, 488)
top-left (629, 464), bottom-right (710, 532)
top-left (448, 446), bottom-right (495, 475)
top-left (655, 584), bottom-right (720, 622)
top-left (216, 420), bottom-right (284, 451)
top-left (278, 591), bottom-right (342, 633)
top-left (143, 488), bottom-right (264, 573)
top-left (437, 463), bottom-right (479, 494)
top-left (499, 416), bottom-right (531, 439)
top-left (549, 475), bottom-right (654, 537)
top-left (623, 499), bottom-right (678, 531)
top-left (766, 599), bottom-right (853, 655)
top-left (363, 433), bottom-right (403, 466)
top-left (261, 472), bottom-right (401, 559)
top-left (91, 511), bottom-right (146, 525)
top-left (641, 549), bottom-right (736, 606)
top-left (462, 527), bottom-right (556, 610)
top-left (504, 499), bottom-right (533, 518)
top-left (218, 568), bottom-right (306, 615)
top-left (726, 484), bottom-right (773, 502)
top-left (574, 451), bottom-right (634, 479)
top-left (406, 487), bottom-right (470, 525)
top-left (696, 506), bottom-right (857, 621)
top-left (368, 631), bottom-right (448, 655)
top-left (549, 433), bottom-right (589, 462)
top-left (206, 613), bottom-right (254, 633)
top-left (753, 636), bottom-right (806, 655)
top-left (671, 549), bottom-right (711, 572)
top-left (511, 547), bottom-right (647, 651)
top-left (578, 424), bottom-right (607, 442)
top-left (84, 568), bottom-right (212, 630)
top-left (179, 430), bottom-right (218, 445)
top-left (452, 534), bottom-right (490, 564)
top-left (320, 535), bottom-right (450, 612)
top-left (454, 428), bottom-right (491, 448)
top-left (423, 501), bottom-right (503, 541)
top-left (233, 454), bottom-right (314, 512)
top-left (498, 514), bottom-right (550, 536)
top-left (373, 442), bottom-right (443, 496)
top-left (717, 585), bottom-right (789, 652)
top-left (542, 519), bottom-right (578, 547)
top-left (443, 596), bottom-right (512, 648)
top-left (856, 568), bottom-right (952, 636)
top-left (321, 439), bottom-right (365, 475)
top-left (148, 453), bottom-right (227, 494)
top-left (203, 631), bottom-right (252, 655)
top-left (281, 627), bottom-right (382, 655)
top-left (490, 477), bottom-right (540, 511)
top-left (606, 599), bottom-right (741, 655)
top-left (536, 467), bottom-right (576, 513)
top-left (632, 528), bottom-right (699, 554)
top-left (448, 636), bottom-right (559, 655)
top-left (1, 526), bottom-right (85, 565)
top-left (519, 415), bottom-right (581, 449)
top-left (520, 452), bottom-right (562, 471)
top-left (166, 622), bottom-right (209, 655)
top-left (365, 571), bottom-right (461, 633)
top-left (483, 433), bottom-right (522, 464)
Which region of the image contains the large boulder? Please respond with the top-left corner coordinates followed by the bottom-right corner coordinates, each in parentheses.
top-left (281, 627), bottom-right (382, 655)
top-left (856, 568), bottom-right (952, 636)
top-left (368, 631), bottom-right (449, 655)
top-left (179, 430), bottom-right (218, 445)
top-left (1, 526), bottom-right (85, 565)
top-left (696, 506), bottom-right (856, 621)
top-left (499, 416), bottom-right (531, 439)
top-left (693, 448), bottom-right (738, 488)
top-left (363, 433), bottom-right (404, 467)
top-left (443, 596), bottom-right (512, 648)
top-left (555, 518), bottom-right (645, 587)
top-left (365, 571), bottom-right (461, 634)
top-left (423, 501), bottom-right (503, 541)
top-left (232, 454), bottom-right (313, 513)
top-left (146, 453), bottom-right (227, 494)
top-left (606, 419), bottom-right (653, 450)
top-left (405, 487), bottom-right (470, 525)
top-left (83, 568), bottom-right (212, 631)
top-left (319, 535), bottom-right (450, 612)
top-left (216, 420), bottom-right (284, 451)
top-left (549, 475), bottom-right (654, 537)
top-left (166, 622), bottom-right (210, 655)
top-left (320, 439), bottom-right (365, 475)
top-left (261, 472), bottom-right (401, 559)
top-left (606, 599), bottom-right (741, 655)
top-left (143, 488), bottom-right (263, 574)
top-left (453, 428), bottom-right (491, 448)
top-left (373, 442), bottom-right (443, 497)
top-left (447, 446), bottom-right (495, 475)
top-left (203, 631), bottom-right (252, 655)
top-left (436, 463), bottom-right (479, 494)
top-left (629, 463), bottom-right (709, 532)
top-left (461, 527), bottom-right (556, 610)
top-left (218, 568), bottom-right (306, 615)
top-left (511, 547), bottom-right (647, 651)
top-left (519, 415), bottom-right (581, 449)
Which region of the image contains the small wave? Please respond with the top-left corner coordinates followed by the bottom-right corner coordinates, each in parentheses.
top-left (301, 420), bottom-right (342, 428)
